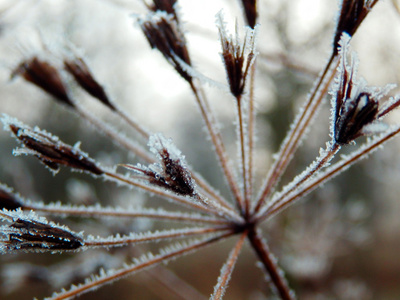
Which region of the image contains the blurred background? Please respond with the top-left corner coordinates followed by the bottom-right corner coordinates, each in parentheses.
top-left (1, 0), bottom-right (400, 299)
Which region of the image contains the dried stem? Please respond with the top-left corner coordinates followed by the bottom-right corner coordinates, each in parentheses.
top-left (190, 81), bottom-right (243, 209)
top-left (47, 232), bottom-right (235, 300)
top-left (23, 204), bottom-right (227, 225)
top-left (84, 226), bottom-right (231, 248)
top-left (262, 142), bottom-right (341, 217)
top-left (210, 230), bottom-right (247, 300)
top-left (254, 54), bottom-right (338, 212)
top-left (237, 94), bottom-right (249, 216)
top-left (248, 228), bottom-right (294, 300)
top-left (257, 124), bottom-right (400, 222)
top-left (246, 62), bottom-right (257, 204)
top-left (75, 105), bottom-right (154, 162)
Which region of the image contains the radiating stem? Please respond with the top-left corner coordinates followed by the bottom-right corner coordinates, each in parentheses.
top-left (248, 228), bottom-right (295, 300)
top-left (84, 226), bottom-right (231, 248)
top-left (75, 105), bottom-right (154, 162)
top-left (257, 124), bottom-right (400, 222)
top-left (23, 204), bottom-right (228, 225)
top-left (261, 142), bottom-right (341, 219)
top-left (190, 81), bottom-right (243, 208)
top-left (210, 230), bottom-right (248, 300)
top-left (237, 95), bottom-right (249, 216)
top-left (254, 54), bottom-right (338, 213)
top-left (247, 62), bottom-right (257, 207)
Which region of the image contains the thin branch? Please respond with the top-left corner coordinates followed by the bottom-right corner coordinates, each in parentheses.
top-left (210, 230), bottom-right (248, 300)
top-left (75, 105), bottom-right (154, 162)
top-left (46, 232), bottom-right (235, 300)
top-left (257, 123), bottom-right (400, 222)
top-left (190, 81), bottom-right (244, 209)
top-left (237, 94), bottom-right (249, 216)
top-left (260, 142), bottom-right (341, 218)
top-left (246, 62), bottom-right (257, 210)
top-left (84, 226), bottom-right (231, 248)
top-left (248, 228), bottom-right (295, 300)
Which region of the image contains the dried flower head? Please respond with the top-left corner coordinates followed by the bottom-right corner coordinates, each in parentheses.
top-left (11, 57), bottom-right (74, 107)
top-left (333, 0), bottom-right (379, 54)
top-left (332, 35), bottom-right (399, 145)
top-left (217, 13), bottom-right (257, 97)
top-left (137, 11), bottom-right (192, 82)
top-left (123, 134), bottom-right (196, 196)
top-left (64, 57), bottom-right (115, 110)
top-left (0, 210), bottom-right (83, 253)
top-left (2, 116), bottom-right (104, 175)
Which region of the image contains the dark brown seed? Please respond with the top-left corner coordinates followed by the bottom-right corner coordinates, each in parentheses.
top-left (11, 57), bottom-right (74, 107)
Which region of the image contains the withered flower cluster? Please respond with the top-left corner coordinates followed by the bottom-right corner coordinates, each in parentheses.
top-left (138, 9), bottom-right (192, 83)
top-left (124, 134), bottom-right (196, 197)
top-left (217, 14), bottom-right (257, 97)
top-left (332, 35), bottom-right (400, 145)
top-left (12, 54), bottom-right (115, 111)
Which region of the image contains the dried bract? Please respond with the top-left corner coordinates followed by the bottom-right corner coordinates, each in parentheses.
top-left (124, 134), bottom-right (196, 196)
top-left (333, 0), bottom-right (379, 54)
top-left (64, 57), bottom-right (115, 110)
top-left (2, 116), bottom-right (103, 175)
top-left (137, 11), bottom-right (192, 82)
top-left (11, 57), bottom-right (74, 107)
top-left (217, 13), bottom-right (257, 97)
top-left (240, 0), bottom-right (258, 28)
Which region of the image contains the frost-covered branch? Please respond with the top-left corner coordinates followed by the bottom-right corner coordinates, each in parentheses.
top-left (84, 226), bottom-right (232, 248)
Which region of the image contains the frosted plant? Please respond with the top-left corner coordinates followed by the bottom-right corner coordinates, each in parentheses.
top-left (0, 0), bottom-right (399, 299)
